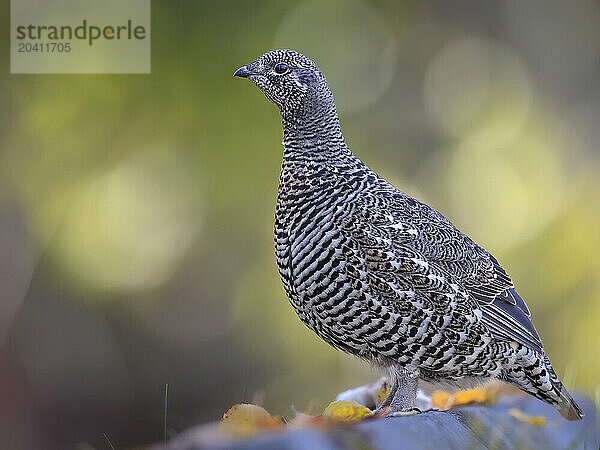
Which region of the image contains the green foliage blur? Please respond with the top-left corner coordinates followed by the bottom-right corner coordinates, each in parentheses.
top-left (1, 1), bottom-right (599, 448)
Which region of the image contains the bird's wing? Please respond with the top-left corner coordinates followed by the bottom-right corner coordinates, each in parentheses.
top-left (464, 255), bottom-right (544, 354)
top-left (375, 191), bottom-right (545, 354)
top-left (336, 195), bottom-right (490, 365)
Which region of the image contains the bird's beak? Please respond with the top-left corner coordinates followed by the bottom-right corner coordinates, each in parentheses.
top-left (233, 66), bottom-right (252, 78)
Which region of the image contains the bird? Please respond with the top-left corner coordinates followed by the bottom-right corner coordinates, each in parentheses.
top-left (234, 49), bottom-right (584, 420)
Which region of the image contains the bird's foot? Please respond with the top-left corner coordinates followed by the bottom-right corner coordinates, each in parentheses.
top-left (384, 407), bottom-right (440, 418)
top-left (385, 407), bottom-right (422, 417)
top-left (418, 407), bottom-right (439, 413)
top-left (369, 405), bottom-right (392, 418)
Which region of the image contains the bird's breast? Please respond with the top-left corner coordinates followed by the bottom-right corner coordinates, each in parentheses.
top-left (273, 168), bottom-right (380, 355)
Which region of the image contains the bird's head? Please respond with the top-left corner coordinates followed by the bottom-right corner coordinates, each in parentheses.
top-left (234, 49), bottom-right (333, 120)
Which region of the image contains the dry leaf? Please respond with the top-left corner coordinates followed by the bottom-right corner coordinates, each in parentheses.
top-left (287, 408), bottom-right (323, 428)
top-left (509, 408), bottom-right (547, 427)
top-left (220, 403), bottom-right (283, 436)
top-left (431, 387), bottom-right (490, 410)
top-left (323, 400), bottom-right (372, 422)
top-left (370, 406), bottom-right (392, 418)
top-left (376, 380), bottom-right (391, 408)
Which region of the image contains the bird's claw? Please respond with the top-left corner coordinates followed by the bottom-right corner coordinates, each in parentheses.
top-left (385, 407), bottom-right (422, 417)
top-left (419, 407), bottom-right (439, 413)
top-left (386, 407), bottom-right (440, 417)
top-left (369, 406), bottom-right (392, 418)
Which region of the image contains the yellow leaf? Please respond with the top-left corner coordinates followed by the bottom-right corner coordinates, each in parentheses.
top-left (453, 388), bottom-right (488, 406)
top-left (431, 390), bottom-right (452, 409)
top-left (287, 410), bottom-right (322, 428)
top-left (509, 408), bottom-right (547, 427)
top-left (431, 387), bottom-right (490, 409)
top-left (376, 380), bottom-right (391, 408)
top-left (323, 400), bottom-right (372, 422)
top-left (220, 403), bottom-right (283, 436)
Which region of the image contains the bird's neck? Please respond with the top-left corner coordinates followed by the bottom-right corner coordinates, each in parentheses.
top-left (281, 101), bottom-right (351, 163)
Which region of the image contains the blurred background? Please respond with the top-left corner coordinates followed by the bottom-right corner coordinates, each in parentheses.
top-left (1, 0), bottom-right (599, 448)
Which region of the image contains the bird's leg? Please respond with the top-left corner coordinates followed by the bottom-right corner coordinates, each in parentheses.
top-left (386, 368), bottom-right (420, 417)
top-left (372, 368), bottom-right (421, 417)
top-left (372, 380), bottom-right (398, 413)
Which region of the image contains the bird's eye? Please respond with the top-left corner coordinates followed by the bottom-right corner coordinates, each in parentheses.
top-left (274, 63), bottom-right (288, 74)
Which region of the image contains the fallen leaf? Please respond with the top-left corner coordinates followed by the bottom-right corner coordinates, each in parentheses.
top-left (220, 403), bottom-right (283, 436)
top-left (376, 380), bottom-right (391, 408)
top-left (453, 388), bottom-right (488, 406)
top-left (287, 408), bottom-right (323, 428)
top-left (431, 387), bottom-right (490, 410)
top-left (509, 408), bottom-right (547, 427)
top-left (323, 400), bottom-right (372, 422)
top-left (431, 390), bottom-right (452, 409)
top-left (370, 406), bottom-right (392, 418)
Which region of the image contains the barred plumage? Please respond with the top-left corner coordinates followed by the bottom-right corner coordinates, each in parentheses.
top-left (234, 49), bottom-right (583, 420)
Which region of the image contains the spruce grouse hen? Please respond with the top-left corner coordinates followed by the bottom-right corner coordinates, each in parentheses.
top-left (234, 49), bottom-right (583, 420)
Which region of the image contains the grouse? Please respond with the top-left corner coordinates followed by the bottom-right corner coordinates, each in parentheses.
top-left (234, 49), bottom-right (583, 420)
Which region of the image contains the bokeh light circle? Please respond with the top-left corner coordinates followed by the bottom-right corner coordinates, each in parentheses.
top-left (424, 38), bottom-right (532, 149)
top-left (54, 151), bottom-right (201, 295)
top-left (445, 132), bottom-right (566, 251)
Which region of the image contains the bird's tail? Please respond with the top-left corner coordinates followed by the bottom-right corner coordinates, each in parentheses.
top-left (504, 351), bottom-right (584, 421)
top-left (541, 354), bottom-right (584, 421)
top-left (554, 384), bottom-right (584, 421)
